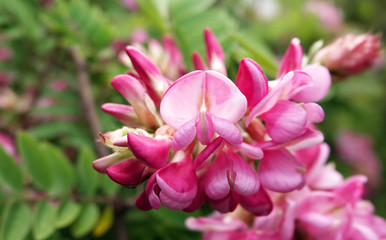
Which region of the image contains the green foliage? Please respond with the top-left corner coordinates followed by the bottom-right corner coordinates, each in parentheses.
top-left (75, 147), bottom-right (100, 197)
top-left (0, 202), bottom-right (32, 240)
top-left (0, 147), bottom-right (23, 193)
top-left (33, 200), bottom-right (58, 240)
top-left (70, 203), bottom-right (100, 238)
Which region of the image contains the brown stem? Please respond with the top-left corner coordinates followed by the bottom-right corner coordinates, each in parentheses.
top-left (69, 46), bottom-right (109, 158)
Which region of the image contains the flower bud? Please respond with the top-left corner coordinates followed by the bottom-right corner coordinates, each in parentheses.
top-left (313, 33), bottom-right (382, 79)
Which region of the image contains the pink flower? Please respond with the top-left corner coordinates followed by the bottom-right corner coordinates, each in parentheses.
top-left (313, 33), bottom-right (383, 79)
top-left (160, 70), bottom-right (247, 151)
top-left (305, 0), bottom-right (343, 31)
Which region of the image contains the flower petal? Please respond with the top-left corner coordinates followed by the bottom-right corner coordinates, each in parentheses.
top-left (304, 103), bottom-right (325, 123)
top-left (212, 115), bottom-right (243, 145)
top-left (262, 100), bottom-right (307, 143)
top-left (204, 28), bottom-right (226, 75)
top-left (196, 112), bottom-right (215, 145)
top-left (258, 149), bottom-right (305, 192)
top-left (172, 119), bottom-right (196, 151)
top-left (106, 158), bottom-right (152, 186)
top-left (101, 103), bottom-right (139, 127)
top-left (204, 151), bottom-right (231, 200)
top-left (127, 132), bottom-right (171, 169)
top-left (235, 58), bottom-right (268, 108)
top-left (278, 38), bottom-right (303, 78)
top-left (291, 64), bottom-right (331, 102)
top-left (192, 52), bottom-right (208, 70)
top-left (240, 186), bottom-right (273, 216)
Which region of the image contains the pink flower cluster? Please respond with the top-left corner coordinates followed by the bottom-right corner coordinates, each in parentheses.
top-left (186, 144), bottom-right (386, 240)
top-left (93, 28), bottom-right (332, 214)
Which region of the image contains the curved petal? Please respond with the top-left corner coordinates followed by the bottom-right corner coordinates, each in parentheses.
top-left (209, 191), bottom-right (240, 213)
top-left (106, 158), bottom-right (152, 186)
top-left (304, 103), bottom-right (325, 123)
top-left (258, 149), bottom-right (305, 192)
top-left (278, 38), bottom-right (303, 78)
top-left (262, 100), bottom-right (307, 143)
top-left (240, 187), bottom-right (273, 216)
top-left (229, 151), bottom-right (260, 196)
top-left (196, 112), bottom-right (215, 145)
top-left (161, 70), bottom-right (247, 128)
top-left (194, 137), bottom-right (224, 170)
top-left (192, 52), bottom-right (208, 70)
top-left (172, 119), bottom-right (196, 151)
top-left (127, 132), bottom-right (171, 169)
top-left (212, 115), bottom-right (243, 145)
top-left (235, 58), bottom-right (268, 108)
top-left (291, 64), bottom-right (331, 102)
top-left (101, 103), bottom-right (139, 126)
top-left (233, 142), bottom-right (264, 159)
top-left (204, 151), bottom-right (231, 200)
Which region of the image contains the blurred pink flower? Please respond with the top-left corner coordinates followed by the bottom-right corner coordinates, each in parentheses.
top-left (306, 0), bottom-right (343, 31)
top-left (313, 33), bottom-right (383, 79)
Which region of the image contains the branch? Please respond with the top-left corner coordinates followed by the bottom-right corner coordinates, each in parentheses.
top-left (69, 45), bottom-right (109, 158)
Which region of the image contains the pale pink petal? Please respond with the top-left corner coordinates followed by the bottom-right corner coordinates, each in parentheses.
top-left (235, 58), bottom-right (268, 108)
top-left (204, 152), bottom-right (231, 200)
top-left (161, 70), bottom-right (247, 128)
top-left (258, 149), bottom-right (305, 192)
top-left (240, 187), bottom-right (272, 216)
top-left (278, 38), bottom-right (303, 78)
top-left (205, 71), bottom-right (247, 122)
top-left (159, 191), bottom-right (192, 210)
top-left (334, 175), bottom-right (367, 204)
top-left (262, 100), bottom-right (307, 143)
top-left (246, 71), bottom-right (309, 125)
top-left (212, 115), bottom-right (243, 145)
top-left (106, 158), bottom-right (153, 186)
top-left (127, 132), bottom-right (171, 169)
top-left (304, 103), bottom-right (325, 123)
top-left (229, 151), bottom-right (260, 196)
top-left (233, 142), bottom-right (264, 159)
top-left (291, 64), bottom-right (331, 102)
top-left (196, 112), bottom-right (215, 145)
top-left (172, 119), bottom-right (196, 151)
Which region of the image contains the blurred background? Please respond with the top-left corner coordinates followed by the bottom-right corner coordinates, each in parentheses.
top-left (0, 0), bottom-right (385, 239)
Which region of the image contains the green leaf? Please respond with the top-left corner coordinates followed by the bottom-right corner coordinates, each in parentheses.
top-left (33, 201), bottom-right (58, 240)
top-left (17, 132), bottom-right (54, 191)
top-left (71, 204), bottom-right (100, 238)
top-left (56, 200), bottom-right (81, 229)
top-left (137, 0), bottom-right (168, 33)
top-left (75, 147), bottom-right (99, 196)
top-left (0, 202), bottom-right (32, 240)
top-left (99, 175), bottom-right (120, 196)
top-left (231, 31), bottom-right (278, 77)
top-left (0, 146), bottom-right (23, 192)
top-left (41, 143), bottom-right (75, 196)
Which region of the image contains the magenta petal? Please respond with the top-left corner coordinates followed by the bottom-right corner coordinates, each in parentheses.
top-left (304, 103), bottom-right (325, 123)
top-left (125, 46), bottom-right (170, 105)
top-left (262, 100), bottom-right (307, 143)
top-left (127, 133), bottom-right (171, 169)
top-left (172, 119), bottom-right (196, 151)
top-left (156, 157), bottom-right (197, 209)
top-left (204, 28), bottom-right (226, 75)
top-left (258, 149), bottom-right (305, 192)
top-left (111, 74), bottom-right (146, 103)
top-left (204, 152), bottom-right (231, 200)
top-left (145, 174), bottom-right (161, 209)
top-left (101, 103), bottom-right (139, 126)
top-left (93, 153), bottom-right (128, 173)
top-left (212, 115), bottom-right (243, 145)
top-left (106, 158), bottom-right (152, 186)
top-left (246, 71), bottom-right (309, 125)
top-left (278, 38), bottom-right (303, 78)
top-left (196, 112), bottom-right (215, 145)
top-left (291, 64), bottom-right (331, 102)
top-left (235, 58), bottom-right (268, 108)
top-left (194, 137), bottom-right (224, 170)
top-left (209, 191), bottom-right (240, 213)
top-left (163, 35), bottom-right (186, 76)
top-left (240, 187), bottom-right (273, 216)
top-left (136, 191), bottom-right (153, 211)
top-left (192, 52), bottom-right (208, 71)
top-left (229, 151), bottom-right (260, 196)
top-left (334, 175), bottom-right (367, 204)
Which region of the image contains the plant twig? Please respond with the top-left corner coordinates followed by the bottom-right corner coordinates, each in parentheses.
top-left (69, 45), bottom-right (109, 158)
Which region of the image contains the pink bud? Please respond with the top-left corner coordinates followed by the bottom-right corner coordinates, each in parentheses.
top-left (278, 38), bottom-right (303, 78)
top-left (106, 158), bottom-right (154, 186)
top-left (204, 28), bottom-right (226, 75)
top-left (101, 103), bottom-right (140, 127)
top-left (313, 33), bottom-right (382, 79)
